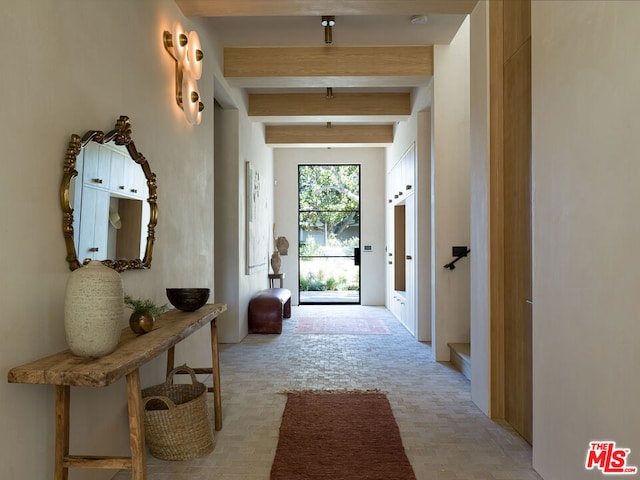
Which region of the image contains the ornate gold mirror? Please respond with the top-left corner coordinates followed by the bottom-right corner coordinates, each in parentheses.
top-left (61, 116), bottom-right (158, 272)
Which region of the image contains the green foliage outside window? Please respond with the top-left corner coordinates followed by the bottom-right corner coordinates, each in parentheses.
top-left (299, 165), bottom-right (359, 237)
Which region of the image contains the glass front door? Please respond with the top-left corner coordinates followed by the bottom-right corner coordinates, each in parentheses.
top-left (298, 164), bottom-right (360, 304)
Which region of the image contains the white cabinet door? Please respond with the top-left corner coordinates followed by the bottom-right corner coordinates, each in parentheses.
top-left (124, 159), bottom-right (146, 199)
top-left (82, 142), bottom-right (111, 188)
top-left (109, 149), bottom-right (126, 194)
top-left (402, 144), bottom-right (416, 195)
top-left (109, 147), bottom-right (145, 199)
top-left (77, 186), bottom-right (110, 262)
top-left (391, 292), bottom-right (406, 325)
top-left (393, 161), bottom-right (404, 203)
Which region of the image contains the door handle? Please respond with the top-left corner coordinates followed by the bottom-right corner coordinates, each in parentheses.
top-left (525, 299), bottom-right (533, 305)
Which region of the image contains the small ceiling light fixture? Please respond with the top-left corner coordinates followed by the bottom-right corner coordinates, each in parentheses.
top-left (163, 23), bottom-right (204, 125)
top-left (321, 16), bottom-right (336, 44)
top-left (410, 15), bottom-right (429, 25)
top-left (326, 87), bottom-right (333, 99)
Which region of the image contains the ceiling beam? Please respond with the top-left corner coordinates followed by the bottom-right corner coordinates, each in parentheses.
top-left (249, 92), bottom-right (411, 118)
top-left (176, 0), bottom-right (478, 17)
top-left (265, 124), bottom-right (394, 145)
top-left (225, 46), bottom-right (433, 79)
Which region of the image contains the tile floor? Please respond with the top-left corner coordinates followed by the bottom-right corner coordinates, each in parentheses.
top-left (113, 305), bottom-right (543, 480)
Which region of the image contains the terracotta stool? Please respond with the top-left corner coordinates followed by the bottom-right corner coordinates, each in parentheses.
top-left (248, 288), bottom-right (292, 334)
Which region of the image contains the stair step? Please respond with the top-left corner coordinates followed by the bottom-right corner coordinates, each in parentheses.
top-left (448, 343), bottom-right (471, 380)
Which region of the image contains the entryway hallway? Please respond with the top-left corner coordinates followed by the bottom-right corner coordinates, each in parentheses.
top-left (114, 305), bottom-right (542, 480)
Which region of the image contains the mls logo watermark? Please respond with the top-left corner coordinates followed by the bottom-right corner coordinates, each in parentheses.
top-left (586, 441), bottom-right (637, 475)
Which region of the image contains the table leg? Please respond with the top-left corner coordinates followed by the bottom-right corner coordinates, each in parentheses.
top-left (210, 321), bottom-right (222, 431)
top-left (166, 346), bottom-right (175, 377)
top-left (126, 369), bottom-right (147, 480)
top-left (54, 385), bottom-right (70, 480)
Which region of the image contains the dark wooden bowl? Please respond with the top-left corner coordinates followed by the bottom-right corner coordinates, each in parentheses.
top-left (166, 288), bottom-right (210, 312)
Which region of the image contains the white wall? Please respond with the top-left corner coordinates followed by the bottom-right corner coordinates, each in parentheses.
top-left (213, 95), bottom-right (274, 344)
top-left (431, 18), bottom-right (471, 361)
top-left (532, 2), bottom-right (640, 478)
top-left (273, 148), bottom-right (386, 306)
top-left (234, 114), bottom-right (274, 340)
top-left (469, 0), bottom-right (491, 416)
top-left (0, 1), bottom-right (261, 478)
top-left (416, 111), bottom-right (433, 342)
top-left (213, 106), bottom-right (244, 342)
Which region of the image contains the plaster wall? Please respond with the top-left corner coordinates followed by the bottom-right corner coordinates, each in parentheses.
top-left (416, 111), bottom-right (433, 343)
top-left (273, 148), bottom-right (386, 306)
top-left (0, 1), bottom-right (258, 478)
top-left (531, 1), bottom-right (640, 478)
top-left (233, 115), bottom-right (274, 341)
top-left (431, 18), bottom-right (471, 361)
top-left (213, 90), bottom-right (274, 343)
top-left (469, 0), bottom-right (491, 416)
top-left (214, 106), bottom-right (242, 342)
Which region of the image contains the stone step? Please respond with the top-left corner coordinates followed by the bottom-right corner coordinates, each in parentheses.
top-left (448, 343), bottom-right (471, 380)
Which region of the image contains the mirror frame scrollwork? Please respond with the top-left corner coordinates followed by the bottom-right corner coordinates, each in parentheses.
top-left (60, 115), bottom-right (158, 272)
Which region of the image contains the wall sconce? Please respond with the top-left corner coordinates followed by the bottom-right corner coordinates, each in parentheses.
top-left (163, 23), bottom-right (204, 125)
top-left (321, 16), bottom-right (335, 44)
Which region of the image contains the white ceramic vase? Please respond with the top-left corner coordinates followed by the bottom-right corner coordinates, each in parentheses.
top-left (64, 260), bottom-right (124, 357)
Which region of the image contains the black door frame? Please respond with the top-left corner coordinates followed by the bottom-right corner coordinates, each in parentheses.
top-left (297, 164), bottom-right (361, 305)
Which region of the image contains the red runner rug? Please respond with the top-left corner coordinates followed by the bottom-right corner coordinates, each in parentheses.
top-left (295, 317), bottom-right (390, 334)
top-left (271, 392), bottom-right (416, 480)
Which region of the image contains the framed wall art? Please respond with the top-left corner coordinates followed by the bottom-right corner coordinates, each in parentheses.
top-left (245, 161), bottom-right (268, 274)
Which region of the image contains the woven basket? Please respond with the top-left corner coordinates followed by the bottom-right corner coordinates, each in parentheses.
top-left (142, 365), bottom-right (214, 460)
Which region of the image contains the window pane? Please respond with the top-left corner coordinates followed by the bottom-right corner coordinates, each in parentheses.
top-left (299, 165), bottom-right (359, 211)
top-left (299, 211), bottom-right (359, 257)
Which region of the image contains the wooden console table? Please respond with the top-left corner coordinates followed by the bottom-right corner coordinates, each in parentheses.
top-left (7, 303), bottom-right (227, 480)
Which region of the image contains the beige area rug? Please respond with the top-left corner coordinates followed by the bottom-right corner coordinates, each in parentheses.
top-left (295, 317), bottom-right (390, 334)
top-left (271, 392), bottom-right (416, 480)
